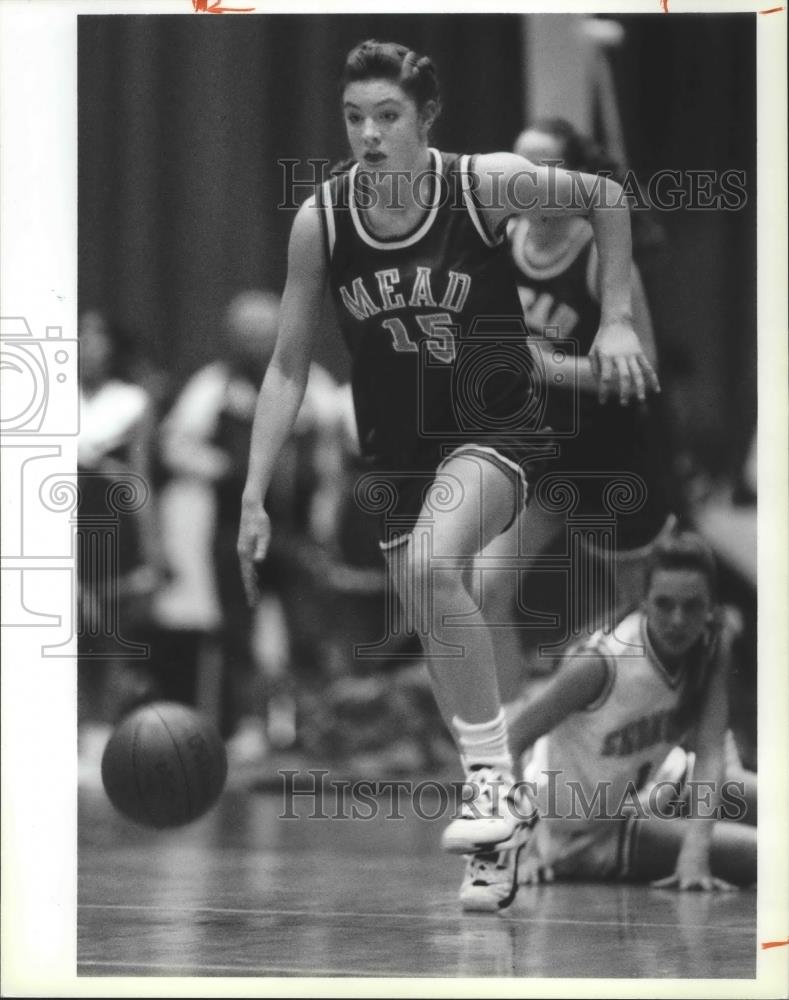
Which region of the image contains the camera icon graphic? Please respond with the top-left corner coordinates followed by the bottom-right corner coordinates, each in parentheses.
top-left (0, 317), bottom-right (79, 435)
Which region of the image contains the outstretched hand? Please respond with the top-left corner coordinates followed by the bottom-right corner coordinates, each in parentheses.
top-left (589, 321), bottom-right (661, 405)
top-left (651, 871), bottom-right (737, 892)
top-left (237, 499), bottom-right (271, 607)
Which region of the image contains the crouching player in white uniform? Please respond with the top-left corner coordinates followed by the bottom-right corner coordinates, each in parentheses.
top-left (461, 531), bottom-right (756, 910)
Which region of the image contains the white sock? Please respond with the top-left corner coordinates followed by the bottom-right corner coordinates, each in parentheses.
top-left (452, 709), bottom-right (513, 779)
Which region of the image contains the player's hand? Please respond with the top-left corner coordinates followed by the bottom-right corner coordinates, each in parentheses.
top-left (651, 869), bottom-right (737, 892)
top-left (238, 499), bottom-right (271, 607)
top-left (588, 320), bottom-right (660, 405)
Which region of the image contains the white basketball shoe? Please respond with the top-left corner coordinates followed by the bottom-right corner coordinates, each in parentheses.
top-left (441, 764), bottom-right (539, 854)
top-left (458, 822), bottom-right (536, 912)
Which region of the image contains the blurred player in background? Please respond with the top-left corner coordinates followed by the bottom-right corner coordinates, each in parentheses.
top-left (161, 290), bottom-right (345, 764)
top-left (238, 39), bottom-right (660, 909)
top-left (77, 309), bottom-right (165, 773)
top-left (461, 532), bottom-right (755, 911)
top-left (478, 118), bottom-right (675, 702)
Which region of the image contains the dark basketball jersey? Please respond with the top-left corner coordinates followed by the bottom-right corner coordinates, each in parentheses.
top-left (510, 220), bottom-right (602, 437)
top-left (314, 149), bottom-right (546, 475)
top-left (509, 218), bottom-right (671, 547)
top-left (511, 220), bottom-right (601, 351)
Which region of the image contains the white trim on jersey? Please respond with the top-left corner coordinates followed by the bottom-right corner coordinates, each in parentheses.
top-left (379, 533), bottom-right (410, 553)
top-left (458, 154), bottom-right (498, 249)
top-left (376, 443), bottom-right (530, 553)
top-left (440, 443), bottom-right (530, 498)
top-left (311, 182), bottom-right (337, 259)
top-left (348, 149), bottom-right (443, 250)
top-left (322, 181), bottom-right (336, 257)
top-left (509, 216), bottom-right (594, 281)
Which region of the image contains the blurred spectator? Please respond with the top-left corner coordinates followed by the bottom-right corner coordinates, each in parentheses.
top-left (159, 290), bottom-right (346, 765)
top-left (77, 309), bottom-right (165, 775)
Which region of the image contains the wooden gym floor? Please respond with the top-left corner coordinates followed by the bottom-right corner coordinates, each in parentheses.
top-left (78, 782), bottom-right (757, 981)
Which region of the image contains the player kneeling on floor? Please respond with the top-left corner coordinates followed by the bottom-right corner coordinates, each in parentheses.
top-left (460, 531), bottom-right (756, 911)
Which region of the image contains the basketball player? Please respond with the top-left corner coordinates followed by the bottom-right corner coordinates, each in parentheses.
top-left (477, 118), bottom-right (675, 707)
top-left (460, 532), bottom-right (756, 911)
top-left (237, 40), bottom-right (659, 881)
top-left (512, 120), bottom-right (672, 559)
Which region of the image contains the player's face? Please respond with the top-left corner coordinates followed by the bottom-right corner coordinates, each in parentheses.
top-left (342, 79), bottom-right (431, 177)
top-left (645, 568), bottom-right (713, 661)
top-left (514, 129), bottom-right (565, 168)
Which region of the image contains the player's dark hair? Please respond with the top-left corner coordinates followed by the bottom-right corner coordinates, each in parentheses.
top-left (340, 39), bottom-right (442, 119)
top-left (526, 117), bottom-right (623, 181)
top-left (646, 531), bottom-right (722, 738)
top-left (646, 531), bottom-right (718, 598)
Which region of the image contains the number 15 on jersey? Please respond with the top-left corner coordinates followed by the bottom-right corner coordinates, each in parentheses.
top-left (382, 313), bottom-right (458, 364)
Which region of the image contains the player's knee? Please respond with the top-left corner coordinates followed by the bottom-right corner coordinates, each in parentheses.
top-left (429, 569), bottom-right (467, 612)
top-left (481, 568), bottom-right (514, 616)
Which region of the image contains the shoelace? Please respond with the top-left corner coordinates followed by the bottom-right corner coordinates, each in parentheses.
top-left (460, 767), bottom-right (513, 820)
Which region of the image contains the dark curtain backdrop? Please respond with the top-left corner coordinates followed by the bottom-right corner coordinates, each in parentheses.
top-left (608, 14), bottom-right (757, 480)
top-left (78, 14), bottom-right (526, 383)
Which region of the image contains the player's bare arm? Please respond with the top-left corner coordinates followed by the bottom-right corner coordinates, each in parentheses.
top-left (238, 198), bottom-right (327, 605)
top-left (476, 151), bottom-right (660, 405)
top-left (653, 622), bottom-right (735, 892)
top-left (507, 654), bottom-right (610, 762)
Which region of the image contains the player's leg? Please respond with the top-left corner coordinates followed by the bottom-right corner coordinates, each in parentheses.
top-left (385, 451), bottom-right (519, 728)
top-left (628, 816), bottom-right (756, 887)
top-left (470, 499), bottom-right (564, 703)
top-left (386, 450), bottom-right (539, 911)
top-left (644, 738), bottom-right (757, 826)
top-left (384, 450), bottom-right (536, 852)
top-left (570, 403), bottom-right (676, 638)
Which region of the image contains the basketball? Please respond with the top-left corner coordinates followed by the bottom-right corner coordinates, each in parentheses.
top-left (101, 702), bottom-right (228, 829)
